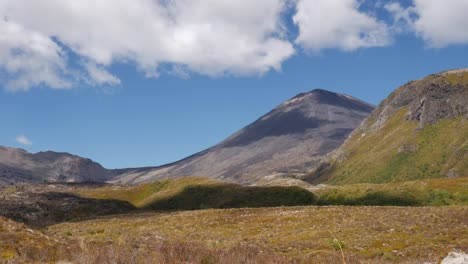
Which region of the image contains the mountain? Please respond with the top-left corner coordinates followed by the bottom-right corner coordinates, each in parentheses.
top-left (306, 69), bottom-right (468, 184)
top-left (0, 147), bottom-right (114, 184)
top-left (113, 89), bottom-right (374, 184)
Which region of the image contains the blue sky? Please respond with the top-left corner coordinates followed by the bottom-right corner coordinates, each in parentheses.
top-left (1, 0), bottom-right (467, 168)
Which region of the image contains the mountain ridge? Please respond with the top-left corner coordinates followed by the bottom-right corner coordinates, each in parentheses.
top-left (113, 89), bottom-right (373, 184)
top-left (0, 146), bottom-right (114, 184)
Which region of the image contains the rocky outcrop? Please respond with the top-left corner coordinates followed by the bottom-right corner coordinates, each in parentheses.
top-left (369, 70), bottom-right (468, 131)
top-left (441, 251), bottom-right (468, 264)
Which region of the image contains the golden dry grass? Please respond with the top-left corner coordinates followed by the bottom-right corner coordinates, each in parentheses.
top-left (36, 206), bottom-right (468, 263)
top-left (1, 179), bottom-right (467, 263)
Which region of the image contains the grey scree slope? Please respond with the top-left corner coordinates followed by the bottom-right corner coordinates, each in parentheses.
top-left (112, 89), bottom-right (374, 185)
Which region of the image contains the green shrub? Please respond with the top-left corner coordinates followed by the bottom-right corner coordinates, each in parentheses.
top-left (317, 190), bottom-right (420, 206)
top-left (427, 189), bottom-right (454, 205)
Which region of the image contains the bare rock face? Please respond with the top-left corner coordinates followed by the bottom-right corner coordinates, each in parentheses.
top-left (113, 89), bottom-right (373, 185)
top-left (0, 147), bottom-right (114, 184)
top-left (370, 69), bottom-right (468, 131)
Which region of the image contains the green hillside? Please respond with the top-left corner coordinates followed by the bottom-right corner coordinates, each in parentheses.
top-left (77, 177), bottom-right (317, 210)
top-left (316, 178), bottom-right (468, 206)
top-left (308, 70), bottom-right (468, 184)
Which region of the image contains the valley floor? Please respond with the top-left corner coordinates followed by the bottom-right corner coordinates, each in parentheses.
top-left (1, 205), bottom-right (467, 263)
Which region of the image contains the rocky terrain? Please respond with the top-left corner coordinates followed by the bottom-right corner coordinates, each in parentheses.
top-left (306, 69), bottom-right (468, 184)
top-left (0, 184), bottom-right (135, 227)
top-left (113, 89), bottom-right (373, 185)
top-left (0, 147), bottom-right (116, 184)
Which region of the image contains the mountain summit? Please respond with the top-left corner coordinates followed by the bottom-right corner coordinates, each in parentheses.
top-left (114, 89), bottom-right (374, 184)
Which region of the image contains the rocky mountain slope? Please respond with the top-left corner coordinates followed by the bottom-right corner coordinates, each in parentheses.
top-left (306, 69), bottom-right (468, 184)
top-left (113, 89), bottom-right (373, 184)
top-left (0, 147), bottom-right (115, 184)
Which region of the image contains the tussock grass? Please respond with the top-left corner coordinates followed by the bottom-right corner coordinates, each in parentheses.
top-left (42, 206), bottom-right (468, 263)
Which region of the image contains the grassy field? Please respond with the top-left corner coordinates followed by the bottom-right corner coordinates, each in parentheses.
top-left (1, 206), bottom-right (464, 263)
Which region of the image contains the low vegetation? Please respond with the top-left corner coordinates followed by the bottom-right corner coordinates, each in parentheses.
top-left (77, 177), bottom-right (220, 207)
top-left (316, 178), bottom-right (468, 206)
top-left (444, 71), bottom-right (468, 86)
top-left (5, 206), bottom-right (462, 263)
top-left (78, 177), bottom-right (317, 210)
top-left (146, 184), bottom-right (316, 210)
top-left (78, 177), bottom-right (468, 208)
top-left (325, 108), bottom-right (467, 184)
top-left (1, 177), bottom-right (467, 263)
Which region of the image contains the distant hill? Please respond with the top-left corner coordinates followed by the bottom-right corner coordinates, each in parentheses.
top-left (0, 147), bottom-right (114, 184)
top-left (307, 69), bottom-right (468, 184)
top-left (113, 89), bottom-right (373, 184)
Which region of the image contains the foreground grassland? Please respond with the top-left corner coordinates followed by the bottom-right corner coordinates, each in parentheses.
top-left (1, 206), bottom-right (464, 263)
top-left (1, 178), bottom-right (467, 263)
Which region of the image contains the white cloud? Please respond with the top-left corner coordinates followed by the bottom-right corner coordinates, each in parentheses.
top-left (411, 0), bottom-right (468, 48)
top-left (3, 0), bottom-right (465, 91)
top-left (293, 0), bottom-right (391, 52)
top-left (0, 0), bottom-right (294, 91)
top-left (0, 19), bottom-right (72, 91)
top-left (384, 2), bottom-right (414, 33)
top-left (84, 62), bottom-right (121, 86)
top-left (16, 135), bottom-right (32, 146)
top-left (386, 0), bottom-right (468, 48)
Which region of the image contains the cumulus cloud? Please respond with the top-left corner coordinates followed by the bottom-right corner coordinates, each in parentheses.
top-left (0, 0), bottom-right (294, 91)
top-left (293, 0), bottom-right (391, 52)
top-left (386, 0), bottom-right (468, 48)
top-left (0, 19), bottom-right (71, 91)
top-left (411, 0), bottom-right (468, 47)
top-left (83, 63), bottom-right (121, 87)
top-left (16, 135), bottom-right (32, 146)
top-left (1, 0), bottom-right (466, 91)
